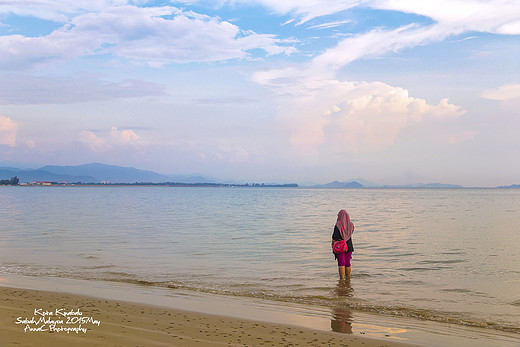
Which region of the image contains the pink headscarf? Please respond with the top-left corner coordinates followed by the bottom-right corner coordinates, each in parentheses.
top-left (336, 209), bottom-right (354, 241)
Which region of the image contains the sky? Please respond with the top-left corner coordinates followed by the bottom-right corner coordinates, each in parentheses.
top-left (0, 0), bottom-right (519, 186)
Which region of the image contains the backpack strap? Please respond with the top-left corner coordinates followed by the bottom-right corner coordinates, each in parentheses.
top-left (339, 221), bottom-right (346, 240)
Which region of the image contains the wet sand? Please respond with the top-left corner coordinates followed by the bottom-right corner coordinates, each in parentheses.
top-left (1, 286), bottom-right (418, 346)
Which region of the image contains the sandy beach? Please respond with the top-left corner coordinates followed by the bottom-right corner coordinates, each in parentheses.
top-left (0, 286), bottom-right (419, 347)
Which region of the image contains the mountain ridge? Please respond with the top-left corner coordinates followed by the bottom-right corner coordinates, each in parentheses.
top-left (1, 163), bottom-right (518, 188)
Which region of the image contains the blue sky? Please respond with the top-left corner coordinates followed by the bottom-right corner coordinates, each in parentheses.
top-left (0, 1), bottom-right (519, 186)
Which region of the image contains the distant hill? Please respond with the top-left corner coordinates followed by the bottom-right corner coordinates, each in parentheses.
top-left (39, 163), bottom-right (172, 184)
top-left (497, 184), bottom-right (520, 188)
top-left (307, 180), bottom-right (469, 189)
top-left (310, 180), bottom-right (364, 188)
top-left (345, 177), bottom-right (379, 187)
top-left (0, 167), bottom-right (97, 183)
top-left (1, 163), bottom-right (238, 185)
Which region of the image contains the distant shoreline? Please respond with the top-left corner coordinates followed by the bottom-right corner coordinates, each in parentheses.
top-left (2, 183), bottom-right (518, 189)
top-left (11, 182), bottom-right (300, 188)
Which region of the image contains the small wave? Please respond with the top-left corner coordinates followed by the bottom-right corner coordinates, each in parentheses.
top-left (442, 288), bottom-right (473, 294)
top-left (80, 265), bottom-right (116, 269)
top-left (106, 278), bottom-right (164, 286)
top-left (104, 271), bottom-right (138, 277)
top-left (398, 267), bottom-right (446, 272)
top-left (392, 252), bottom-right (419, 257)
top-left (440, 251), bottom-right (466, 255)
top-left (417, 259), bottom-right (467, 265)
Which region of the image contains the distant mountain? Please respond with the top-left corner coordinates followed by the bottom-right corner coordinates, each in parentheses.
top-left (310, 180), bottom-right (364, 188)
top-left (1, 163), bottom-right (232, 184)
top-left (306, 179), bottom-right (469, 189)
top-left (345, 177), bottom-right (379, 187)
top-left (497, 184), bottom-right (520, 188)
top-left (0, 168), bottom-right (97, 183)
top-left (39, 163), bottom-right (173, 183)
top-left (0, 161), bottom-right (41, 169)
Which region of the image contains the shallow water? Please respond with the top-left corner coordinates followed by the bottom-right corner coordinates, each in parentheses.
top-left (1, 186), bottom-right (519, 335)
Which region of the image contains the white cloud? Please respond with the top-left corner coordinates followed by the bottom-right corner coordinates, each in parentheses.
top-left (79, 127), bottom-right (141, 152)
top-left (242, 0), bottom-right (520, 34)
top-left (110, 127), bottom-right (141, 144)
top-left (260, 77), bottom-right (465, 153)
top-left (229, 0), bottom-right (362, 25)
top-left (370, 0), bottom-right (520, 35)
top-left (0, 5), bottom-right (294, 68)
top-left (311, 24), bottom-right (448, 76)
top-left (0, 115), bottom-right (18, 147)
top-left (79, 130), bottom-right (111, 152)
top-left (307, 20), bottom-right (352, 30)
top-left (0, 1), bottom-right (137, 22)
top-left (482, 83), bottom-right (520, 101)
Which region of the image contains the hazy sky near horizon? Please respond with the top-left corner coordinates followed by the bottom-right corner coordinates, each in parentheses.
top-left (0, 1), bottom-right (519, 186)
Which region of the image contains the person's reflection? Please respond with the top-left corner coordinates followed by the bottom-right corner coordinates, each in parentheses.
top-left (331, 279), bottom-right (354, 334)
top-left (334, 278), bottom-right (354, 297)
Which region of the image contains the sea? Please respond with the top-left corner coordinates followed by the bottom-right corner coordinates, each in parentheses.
top-left (1, 186), bottom-right (519, 344)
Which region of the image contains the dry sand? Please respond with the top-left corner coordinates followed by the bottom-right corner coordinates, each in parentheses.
top-left (0, 286), bottom-right (419, 346)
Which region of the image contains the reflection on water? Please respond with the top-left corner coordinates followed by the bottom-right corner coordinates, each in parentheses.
top-left (334, 278), bottom-right (354, 297)
top-left (331, 279), bottom-right (354, 334)
top-left (331, 306), bottom-right (353, 334)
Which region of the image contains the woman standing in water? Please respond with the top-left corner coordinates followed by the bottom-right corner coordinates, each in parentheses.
top-left (332, 209), bottom-right (354, 280)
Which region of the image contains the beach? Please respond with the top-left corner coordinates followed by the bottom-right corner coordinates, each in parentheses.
top-left (1, 285), bottom-right (418, 347)
top-left (1, 187), bottom-right (519, 346)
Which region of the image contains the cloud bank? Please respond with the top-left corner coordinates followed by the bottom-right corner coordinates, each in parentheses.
top-left (0, 5), bottom-right (294, 69)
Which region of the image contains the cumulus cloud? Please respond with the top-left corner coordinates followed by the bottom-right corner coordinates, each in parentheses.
top-left (0, 115), bottom-right (19, 147)
top-left (482, 83), bottom-right (520, 101)
top-left (269, 79), bottom-right (465, 152)
top-left (0, 5), bottom-right (294, 68)
top-left (80, 127), bottom-right (141, 152)
top-left (110, 127), bottom-right (141, 144)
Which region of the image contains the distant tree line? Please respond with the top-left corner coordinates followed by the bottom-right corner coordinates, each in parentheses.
top-left (0, 176), bottom-right (19, 185)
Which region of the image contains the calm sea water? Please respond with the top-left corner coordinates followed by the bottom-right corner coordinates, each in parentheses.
top-left (1, 186), bottom-right (519, 335)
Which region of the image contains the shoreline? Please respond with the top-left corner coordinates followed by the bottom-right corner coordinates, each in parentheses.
top-left (1, 274), bottom-right (520, 346)
top-left (1, 285), bottom-right (416, 347)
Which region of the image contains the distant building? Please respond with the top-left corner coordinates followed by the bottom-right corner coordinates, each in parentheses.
top-left (30, 181), bottom-right (52, 186)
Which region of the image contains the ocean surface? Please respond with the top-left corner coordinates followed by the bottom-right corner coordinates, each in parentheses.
top-left (1, 186), bottom-right (519, 337)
